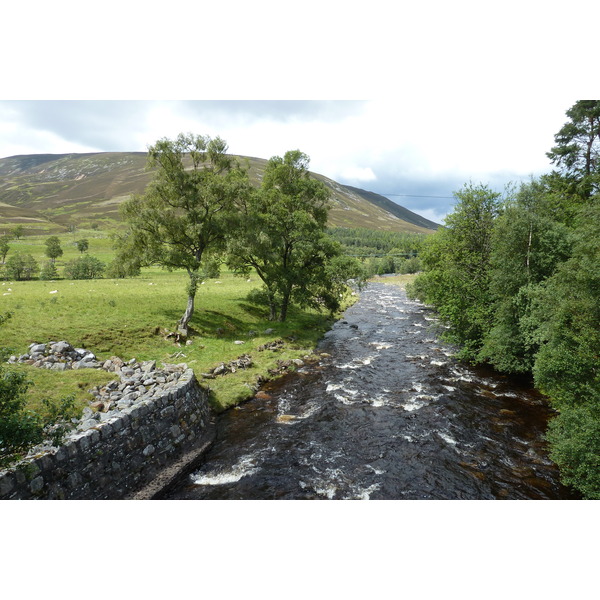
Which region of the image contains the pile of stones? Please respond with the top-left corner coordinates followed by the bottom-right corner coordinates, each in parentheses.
top-left (6, 340), bottom-right (188, 434)
top-left (8, 341), bottom-right (105, 370)
top-left (200, 354), bottom-right (253, 379)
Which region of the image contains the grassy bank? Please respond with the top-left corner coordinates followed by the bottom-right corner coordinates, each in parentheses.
top-left (369, 273), bottom-right (417, 289)
top-left (1, 266), bottom-right (357, 413)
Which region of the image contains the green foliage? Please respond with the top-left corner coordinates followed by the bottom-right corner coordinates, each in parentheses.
top-left (0, 313), bottom-right (42, 463)
top-left (39, 261), bottom-right (59, 281)
top-left (40, 395), bottom-right (79, 447)
top-left (546, 100), bottom-right (600, 199)
top-left (75, 238), bottom-right (89, 253)
top-left (4, 252), bottom-right (39, 280)
top-left (63, 254), bottom-right (105, 279)
top-left (228, 150), bottom-right (361, 321)
top-left (119, 133), bottom-right (249, 333)
top-left (478, 180), bottom-right (573, 372)
top-left (532, 203), bottom-right (600, 410)
top-left (104, 257), bottom-right (141, 279)
top-left (546, 404), bottom-right (600, 499)
top-left (328, 227), bottom-right (425, 256)
top-left (407, 182), bottom-right (502, 360)
top-left (0, 236), bottom-right (10, 263)
top-left (11, 225), bottom-right (24, 240)
top-left (44, 235), bottom-right (63, 263)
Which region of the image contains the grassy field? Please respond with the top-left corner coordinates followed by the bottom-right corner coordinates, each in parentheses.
top-left (1, 235), bottom-right (357, 413)
top-left (369, 273), bottom-right (417, 289)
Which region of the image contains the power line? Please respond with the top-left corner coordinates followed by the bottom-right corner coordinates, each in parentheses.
top-left (382, 193), bottom-right (455, 199)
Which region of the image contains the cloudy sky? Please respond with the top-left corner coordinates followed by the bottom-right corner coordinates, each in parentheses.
top-left (0, 98), bottom-right (577, 224)
top-left (2, 2), bottom-right (595, 225)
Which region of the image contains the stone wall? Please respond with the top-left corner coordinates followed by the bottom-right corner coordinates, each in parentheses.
top-left (0, 368), bottom-right (215, 500)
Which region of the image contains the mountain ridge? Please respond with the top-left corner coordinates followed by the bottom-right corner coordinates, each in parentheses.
top-left (0, 152), bottom-right (439, 235)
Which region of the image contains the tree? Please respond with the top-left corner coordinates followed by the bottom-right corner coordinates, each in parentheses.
top-left (479, 179), bottom-right (572, 373)
top-left (63, 255), bottom-right (105, 279)
top-left (75, 238), bottom-right (89, 253)
top-left (44, 236), bottom-right (63, 264)
top-left (4, 252), bottom-right (38, 280)
top-left (529, 203), bottom-right (600, 499)
top-left (39, 261), bottom-right (59, 280)
top-left (11, 225), bottom-right (24, 240)
top-left (546, 100), bottom-right (600, 199)
top-left (227, 150), bottom-right (358, 321)
top-left (407, 182), bottom-right (502, 360)
top-left (119, 133), bottom-right (249, 335)
top-left (0, 236), bottom-right (10, 263)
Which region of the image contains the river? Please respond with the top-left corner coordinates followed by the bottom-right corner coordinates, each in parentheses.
top-left (165, 282), bottom-right (577, 500)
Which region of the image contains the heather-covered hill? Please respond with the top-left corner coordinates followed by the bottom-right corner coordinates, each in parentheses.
top-left (0, 152), bottom-right (438, 235)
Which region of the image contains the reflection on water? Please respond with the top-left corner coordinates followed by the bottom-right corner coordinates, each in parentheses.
top-left (166, 283), bottom-right (578, 500)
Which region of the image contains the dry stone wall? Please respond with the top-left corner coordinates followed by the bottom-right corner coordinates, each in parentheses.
top-left (1, 342), bottom-right (215, 500)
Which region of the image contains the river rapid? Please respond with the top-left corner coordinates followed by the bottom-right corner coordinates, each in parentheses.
top-left (166, 282), bottom-right (577, 500)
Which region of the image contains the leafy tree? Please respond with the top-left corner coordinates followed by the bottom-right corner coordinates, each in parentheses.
top-left (39, 261), bottom-right (60, 280)
top-left (228, 150), bottom-right (358, 321)
top-left (546, 100), bottom-right (600, 200)
top-left (75, 238), bottom-right (89, 253)
top-left (44, 236), bottom-right (63, 264)
top-left (4, 252), bottom-right (38, 280)
top-left (407, 182), bottom-right (502, 360)
top-left (119, 133), bottom-right (249, 335)
top-left (532, 203), bottom-right (600, 408)
top-left (11, 225), bottom-right (24, 240)
top-left (526, 203), bottom-right (600, 499)
top-left (545, 404), bottom-right (600, 499)
top-left (63, 255), bottom-right (105, 279)
top-left (479, 179), bottom-right (572, 372)
top-left (0, 236), bottom-right (10, 263)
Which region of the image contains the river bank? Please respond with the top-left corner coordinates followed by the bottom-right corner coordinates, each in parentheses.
top-left (165, 282), bottom-right (576, 499)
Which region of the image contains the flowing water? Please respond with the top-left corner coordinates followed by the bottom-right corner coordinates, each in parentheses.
top-left (166, 282), bottom-right (578, 500)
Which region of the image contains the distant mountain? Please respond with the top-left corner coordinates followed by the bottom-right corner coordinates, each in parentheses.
top-left (0, 152), bottom-right (439, 235)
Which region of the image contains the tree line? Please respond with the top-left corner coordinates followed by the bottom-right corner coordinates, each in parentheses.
top-left (407, 100), bottom-right (600, 499)
top-left (1, 235), bottom-right (109, 281)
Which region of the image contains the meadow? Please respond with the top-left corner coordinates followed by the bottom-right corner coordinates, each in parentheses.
top-left (1, 232), bottom-right (357, 413)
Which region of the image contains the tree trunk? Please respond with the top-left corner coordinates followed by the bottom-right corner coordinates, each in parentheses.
top-left (278, 288), bottom-right (291, 322)
top-left (178, 293), bottom-right (195, 336)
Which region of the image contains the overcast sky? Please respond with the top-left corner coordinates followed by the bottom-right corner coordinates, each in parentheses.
top-left (0, 1), bottom-right (595, 226)
top-left (0, 98), bottom-right (577, 224)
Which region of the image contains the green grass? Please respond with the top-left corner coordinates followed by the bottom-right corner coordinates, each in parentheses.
top-left (1, 266), bottom-right (356, 413)
top-left (7, 365), bottom-right (116, 415)
top-left (369, 273), bottom-right (418, 289)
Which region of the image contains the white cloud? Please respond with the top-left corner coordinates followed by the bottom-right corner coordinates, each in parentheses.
top-left (338, 167), bottom-right (377, 182)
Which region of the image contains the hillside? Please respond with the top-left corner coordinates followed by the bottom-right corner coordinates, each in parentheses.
top-left (0, 152), bottom-right (439, 235)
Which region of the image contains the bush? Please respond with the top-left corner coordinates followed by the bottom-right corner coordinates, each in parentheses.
top-left (64, 255), bottom-right (105, 279)
top-left (105, 258), bottom-right (141, 279)
top-left (39, 261), bottom-right (59, 280)
top-left (4, 252), bottom-right (39, 280)
top-left (0, 367), bottom-right (44, 464)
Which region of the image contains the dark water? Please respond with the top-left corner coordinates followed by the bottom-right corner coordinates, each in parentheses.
top-left (166, 283), bottom-right (578, 500)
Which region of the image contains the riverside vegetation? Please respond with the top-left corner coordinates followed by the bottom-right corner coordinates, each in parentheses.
top-left (408, 100), bottom-right (600, 499)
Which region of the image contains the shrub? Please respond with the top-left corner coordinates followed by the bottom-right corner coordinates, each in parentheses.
top-left (39, 261), bottom-right (59, 280)
top-left (64, 255), bottom-right (105, 279)
top-left (4, 252), bottom-right (39, 280)
top-left (0, 365), bottom-right (44, 464)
